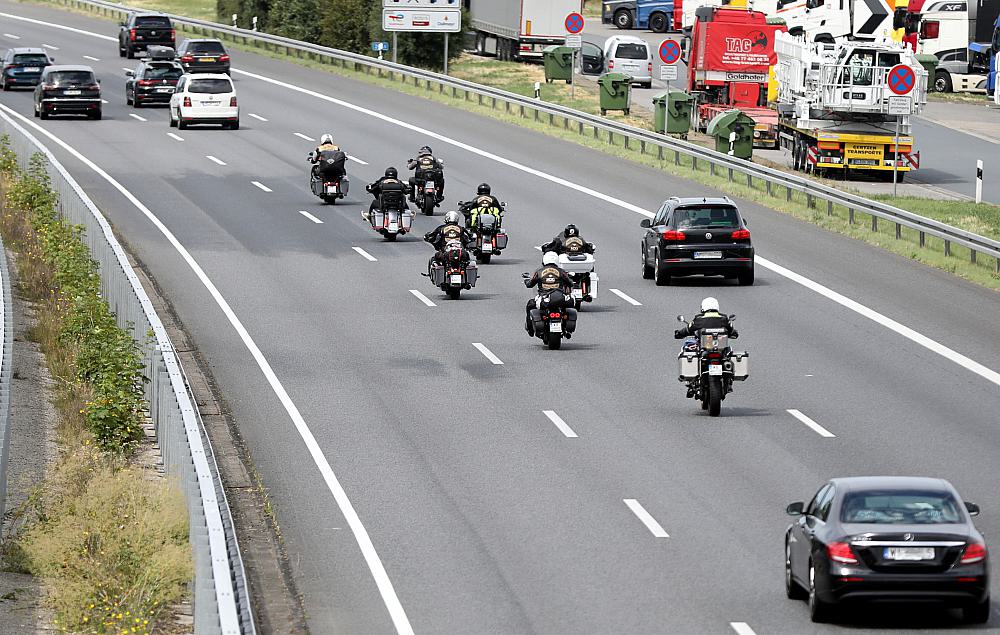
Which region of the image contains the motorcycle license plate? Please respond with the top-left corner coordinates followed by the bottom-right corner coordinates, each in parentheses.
top-left (450, 274), bottom-right (462, 285)
top-left (481, 243), bottom-right (492, 253)
top-left (694, 251), bottom-right (723, 259)
top-left (325, 185), bottom-right (338, 195)
top-left (572, 289), bottom-right (583, 299)
top-left (884, 547), bottom-right (934, 561)
top-left (549, 322), bottom-right (563, 333)
top-left (708, 365), bottom-right (723, 376)
top-left (388, 223), bottom-right (398, 231)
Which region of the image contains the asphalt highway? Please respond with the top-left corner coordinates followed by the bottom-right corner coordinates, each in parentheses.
top-left (2, 4), bottom-right (999, 633)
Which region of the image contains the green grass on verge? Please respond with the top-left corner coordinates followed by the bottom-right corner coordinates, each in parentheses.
top-left (120, 0), bottom-right (216, 21)
top-left (583, 0), bottom-right (602, 18)
top-left (927, 91), bottom-right (991, 105)
top-left (870, 196), bottom-right (1000, 242)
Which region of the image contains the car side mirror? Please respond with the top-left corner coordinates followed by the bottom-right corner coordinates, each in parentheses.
top-left (96, 79), bottom-right (101, 84)
top-left (786, 501), bottom-right (805, 516)
top-left (640, 219), bottom-right (651, 228)
top-left (125, 70), bottom-right (134, 77)
top-left (676, 314), bottom-right (686, 323)
top-left (965, 502), bottom-right (980, 516)
top-left (49, 57), bottom-right (55, 63)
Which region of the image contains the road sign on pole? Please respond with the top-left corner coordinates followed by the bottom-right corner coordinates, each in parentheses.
top-left (887, 64), bottom-right (916, 95)
top-left (565, 34), bottom-right (582, 48)
top-left (384, 0), bottom-right (458, 5)
top-left (382, 8), bottom-right (461, 32)
top-left (659, 39), bottom-right (681, 65)
top-left (660, 65), bottom-right (678, 81)
top-left (887, 95), bottom-right (912, 116)
top-left (565, 12), bottom-right (585, 34)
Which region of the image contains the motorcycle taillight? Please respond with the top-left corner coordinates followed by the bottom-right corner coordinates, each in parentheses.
top-left (549, 312), bottom-right (561, 318)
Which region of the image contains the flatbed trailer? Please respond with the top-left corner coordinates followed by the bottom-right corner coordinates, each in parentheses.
top-left (697, 102), bottom-right (780, 148)
top-left (777, 121), bottom-right (919, 177)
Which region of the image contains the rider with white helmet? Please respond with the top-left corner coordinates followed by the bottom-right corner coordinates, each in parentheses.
top-left (523, 251), bottom-right (574, 336)
top-left (674, 297), bottom-right (738, 340)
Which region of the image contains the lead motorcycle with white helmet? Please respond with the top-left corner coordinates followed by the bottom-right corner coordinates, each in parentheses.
top-left (674, 297), bottom-right (749, 417)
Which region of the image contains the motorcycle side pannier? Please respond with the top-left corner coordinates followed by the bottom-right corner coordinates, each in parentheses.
top-left (564, 307), bottom-right (578, 333)
top-left (529, 308), bottom-right (544, 333)
top-left (339, 175), bottom-right (350, 195)
top-left (677, 351), bottom-right (699, 380)
top-left (494, 232), bottom-right (508, 250)
top-left (731, 351), bottom-right (749, 381)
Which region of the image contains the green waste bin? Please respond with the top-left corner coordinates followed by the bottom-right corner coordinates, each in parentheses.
top-left (598, 72), bottom-right (632, 115)
top-left (653, 89), bottom-right (693, 134)
top-left (705, 109), bottom-right (755, 160)
top-left (915, 53), bottom-right (939, 91)
top-left (543, 45), bottom-right (574, 84)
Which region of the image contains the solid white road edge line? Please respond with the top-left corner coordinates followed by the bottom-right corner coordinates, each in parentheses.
top-left (352, 246), bottom-right (377, 262)
top-left (623, 499), bottom-right (669, 538)
top-left (166, 132), bottom-right (184, 142)
top-left (542, 410), bottom-right (578, 438)
top-left (409, 289), bottom-right (436, 307)
top-left (206, 155), bottom-right (226, 166)
top-left (128, 113), bottom-right (147, 122)
top-left (0, 103), bottom-right (416, 635)
top-left (14, 10), bottom-right (989, 387)
top-left (473, 343), bottom-right (504, 365)
top-left (787, 409), bottom-right (835, 438)
top-left (293, 132), bottom-right (315, 141)
top-left (251, 180), bottom-right (272, 192)
top-left (609, 288), bottom-right (642, 306)
top-left (298, 210), bottom-right (323, 224)
top-left (248, 113), bottom-right (267, 121)
top-left (729, 623), bottom-right (757, 635)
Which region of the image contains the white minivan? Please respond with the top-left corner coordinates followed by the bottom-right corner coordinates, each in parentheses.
top-left (602, 35), bottom-right (653, 88)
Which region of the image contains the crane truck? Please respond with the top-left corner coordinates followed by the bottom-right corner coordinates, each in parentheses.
top-left (774, 31), bottom-right (927, 178)
top-left (468, 0), bottom-right (583, 61)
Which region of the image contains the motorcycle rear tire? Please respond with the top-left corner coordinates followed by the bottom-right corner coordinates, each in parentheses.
top-left (385, 233), bottom-right (398, 242)
top-left (708, 378), bottom-right (722, 417)
top-left (547, 335), bottom-right (562, 350)
top-left (446, 287), bottom-right (461, 300)
top-left (478, 253), bottom-right (492, 264)
top-left (422, 198), bottom-right (435, 216)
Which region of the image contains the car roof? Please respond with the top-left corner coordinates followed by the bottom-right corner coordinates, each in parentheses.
top-left (183, 73), bottom-right (232, 80)
top-left (184, 38), bottom-right (225, 43)
top-left (831, 476), bottom-right (954, 494)
top-left (670, 196), bottom-right (736, 207)
top-left (43, 64), bottom-right (95, 72)
top-left (132, 12), bottom-right (168, 17)
top-left (8, 47), bottom-right (48, 55)
top-left (610, 35), bottom-right (648, 45)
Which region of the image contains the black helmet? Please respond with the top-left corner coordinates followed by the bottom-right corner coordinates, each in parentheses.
top-left (477, 183), bottom-right (491, 195)
top-left (385, 167), bottom-right (398, 178)
top-left (419, 145), bottom-right (433, 155)
top-left (564, 224), bottom-right (579, 238)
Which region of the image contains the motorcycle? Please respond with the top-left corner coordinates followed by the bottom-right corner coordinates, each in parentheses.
top-left (674, 314), bottom-right (749, 417)
top-left (557, 251), bottom-right (598, 309)
top-left (523, 282), bottom-right (578, 350)
top-left (461, 203), bottom-right (508, 264)
top-left (308, 153), bottom-right (348, 204)
top-left (411, 162), bottom-right (443, 216)
top-left (365, 184), bottom-right (412, 241)
top-left (426, 241), bottom-right (478, 299)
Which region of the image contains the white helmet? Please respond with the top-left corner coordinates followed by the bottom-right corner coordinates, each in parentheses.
top-left (542, 251), bottom-right (559, 266)
top-left (444, 211), bottom-right (462, 225)
top-left (701, 297), bottom-right (720, 312)
top-left (320, 133), bottom-right (334, 145)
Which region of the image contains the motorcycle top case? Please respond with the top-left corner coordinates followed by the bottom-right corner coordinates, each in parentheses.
top-left (558, 253), bottom-right (595, 274)
top-left (731, 351), bottom-right (749, 381)
top-left (678, 351), bottom-right (699, 380)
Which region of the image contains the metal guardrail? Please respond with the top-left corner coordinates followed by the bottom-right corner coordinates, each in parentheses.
top-left (0, 233), bottom-right (12, 519)
top-left (0, 112), bottom-right (254, 635)
top-left (48, 0), bottom-right (1000, 270)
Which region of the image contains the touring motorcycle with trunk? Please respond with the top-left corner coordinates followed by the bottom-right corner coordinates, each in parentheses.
top-left (674, 314), bottom-right (749, 416)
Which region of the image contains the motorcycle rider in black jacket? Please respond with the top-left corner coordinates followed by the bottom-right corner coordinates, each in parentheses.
top-left (424, 211), bottom-right (475, 271)
top-left (541, 224), bottom-right (595, 255)
top-left (365, 167), bottom-right (409, 221)
top-left (524, 251), bottom-right (575, 336)
top-left (674, 297), bottom-right (739, 340)
top-left (408, 145), bottom-right (445, 203)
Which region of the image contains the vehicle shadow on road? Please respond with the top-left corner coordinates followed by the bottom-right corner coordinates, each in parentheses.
top-left (828, 604), bottom-right (993, 630)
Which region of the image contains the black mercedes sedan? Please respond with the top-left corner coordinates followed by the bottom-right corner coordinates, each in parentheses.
top-left (639, 196), bottom-right (754, 286)
top-left (785, 477), bottom-right (990, 624)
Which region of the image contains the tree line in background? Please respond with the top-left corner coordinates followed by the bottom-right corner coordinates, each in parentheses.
top-left (215, 0), bottom-right (467, 70)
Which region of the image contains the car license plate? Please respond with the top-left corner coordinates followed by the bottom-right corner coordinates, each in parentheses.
top-left (884, 547), bottom-right (934, 560)
top-left (157, 87), bottom-right (173, 93)
top-left (549, 322), bottom-right (563, 333)
top-left (204, 101), bottom-right (220, 106)
top-left (199, 57), bottom-right (214, 62)
top-left (25, 67), bottom-right (40, 72)
top-left (64, 89), bottom-right (81, 95)
top-left (708, 364), bottom-right (723, 376)
top-left (450, 274), bottom-right (462, 285)
top-left (693, 251), bottom-right (723, 259)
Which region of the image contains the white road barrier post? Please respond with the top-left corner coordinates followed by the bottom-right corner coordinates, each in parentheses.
top-left (534, 81), bottom-right (541, 100)
top-left (252, 15), bottom-right (258, 32)
top-left (231, 13), bottom-right (237, 27)
top-left (443, 32), bottom-right (449, 76)
top-left (976, 159), bottom-right (983, 204)
top-left (392, 33), bottom-right (397, 64)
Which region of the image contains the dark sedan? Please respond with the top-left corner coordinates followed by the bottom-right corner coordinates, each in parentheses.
top-left (126, 59), bottom-right (183, 106)
top-left (2, 48), bottom-right (54, 90)
top-left (785, 477), bottom-right (990, 624)
top-left (640, 196), bottom-right (754, 286)
top-left (176, 39), bottom-right (230, 74)
top-left (33, 65), bottom-right (102, 120)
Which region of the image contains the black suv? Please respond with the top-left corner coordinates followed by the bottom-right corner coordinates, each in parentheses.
top-left (118, 12), bottom-right (175, 59)
top-left (33, 65), bottom-right (102, 120)
top-left (125, 49), bottom-right (183, 106)
top-left (176, 39), bottom-right (231, 74)
top-left (2, 48), bottom-right (54, 90)
top-left (640, 196), bottom-right (754, 286)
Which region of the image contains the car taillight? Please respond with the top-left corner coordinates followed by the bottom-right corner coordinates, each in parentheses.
top-left (647, 62), bottom-right (653, 72)
top-left (960, 543), bottom-right (987, 564)
top-left (170, 28), bottom-right (176, 39)
top-left (180, 55), bottom-right (194, 63)
top-left (608, 60), bottom-right (615, 69)
top-left (827, 541), bottom-right (858, 564)
top-left (129, 28), bottom-right (136, 41)
top-left (920, 20), bottom-right (939, 39)
top-left (220, 54), bottom-right (230, 62)
top-left (229, 96), bottom-right (237, 107)
top-left (3, 65), bottom-right (14, 72)
top-left (731, 229), bottom-right (751, 240)
top-left (137, 79), bottom-right (154, 86)
top-left (183, 96), bottom-right (191, 107)
top-left (85, 83), bottom-right (99, 91)
top-left (662, 230), bottom-right (685, 241)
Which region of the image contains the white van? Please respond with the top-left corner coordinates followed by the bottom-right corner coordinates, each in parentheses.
top-left (602, 35), bottom-right (653, 88)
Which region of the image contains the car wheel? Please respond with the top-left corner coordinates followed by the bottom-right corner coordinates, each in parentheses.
top-left (230, 119), bottom-right (239, 130)
top-left (33, 102), bottom-right (40, 118)
top-left (126, 90), bottom-right (133, 105)
top-left (91, 108), bottom-right (101, 121)
top-left (1, 78), bottom-right (8, 91)
top-left (39, 106), bottom-right (49, 120)
top-left (934, 69), bottom-right (952, 93)
top-left (808, 561), bottom-right (832, 623)
top-left (737, 268), bottom-right (754, 286)
top-left (641, 245), bottom-right (654, 279)
top-left (177, 117), bottom-right (186, 130)
top-left (963, 596), bottom-right (990, 624)
top-left (126, 46), bottom-right (135, 59)
top-left (118, 45), bottom-right (126, 58)
top-left (169, 110), bottom-right (177, 127)
top-left (650, 13), bottom-right (669, 33)
top-left (785, 540), bottom-right (807, 600)
top-left (614, 9), bottom-right (633, 30)
top-left (653, 253), bottom-right (671, 286)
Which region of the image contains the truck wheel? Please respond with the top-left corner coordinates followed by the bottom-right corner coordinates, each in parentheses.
top-left (475, 32), bottom-right (486, 56)
top-left (934, 70), bottom-right (952, 93)
top-left (614, 10), bottom-right (633, 30)
top-left (650, 13), bottom-right (669, 33)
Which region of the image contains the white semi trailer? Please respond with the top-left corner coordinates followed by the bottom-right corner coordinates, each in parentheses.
top-left (468, 0), bottom-right (584, 61)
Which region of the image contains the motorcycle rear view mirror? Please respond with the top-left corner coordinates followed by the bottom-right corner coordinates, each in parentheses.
top-left (640, 219), bottom-right (651, 228)
top-left (729, 314), bottom-right (737, 320)
top-left (521, 272), bottom-right (530, 278)
top-left (676, 315), bottom-right (686, 323)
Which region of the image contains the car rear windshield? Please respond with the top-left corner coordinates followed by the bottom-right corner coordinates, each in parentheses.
top-left (187, 41), bottom-right (226, 54)
top-left (13, 54), bottom-right (49, 65)
top-left (135, 16), bottom-right (172, 28)
top-left (673, 206), bottom-right (741, 229)
top-left (841, 490), bottom-right (963, 524)
top-left (48, 71), bottom-right (95, 84)
top-left (615, 43), bottom-right (648, 59)
top-left (146, 64), bottom-right (182, 79)
top-left (188, 78), bottom-right (232, 94)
